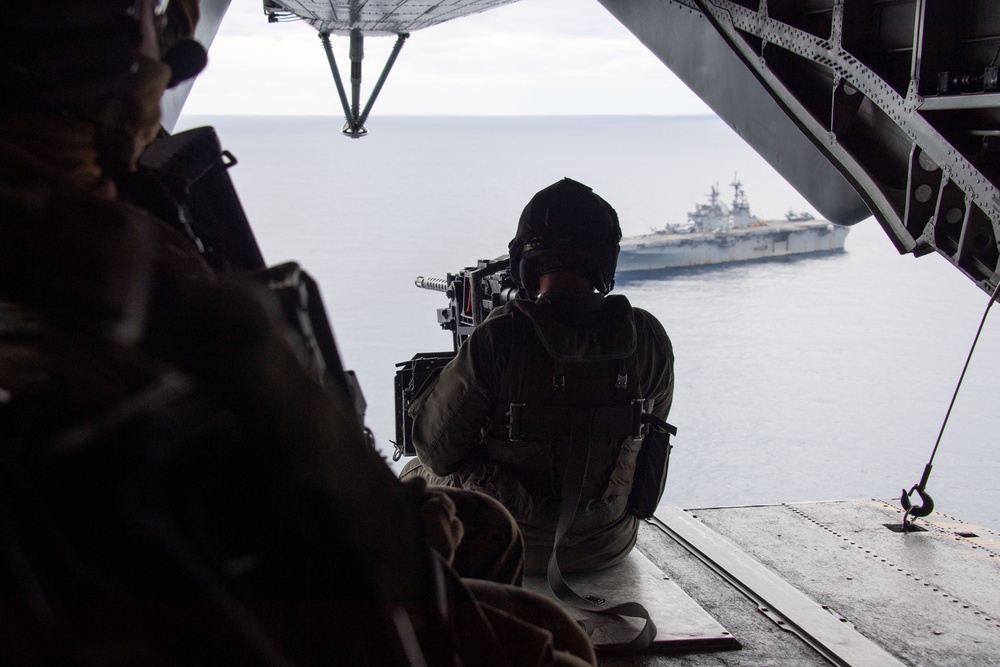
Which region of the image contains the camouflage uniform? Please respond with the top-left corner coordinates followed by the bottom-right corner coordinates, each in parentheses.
top-left (408, 291), bottom-right (674, 573)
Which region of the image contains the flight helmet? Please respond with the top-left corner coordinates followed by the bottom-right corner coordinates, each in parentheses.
top-left (0, 0), bottom-right (205, 113)
top-left (509, 178), bottom-right (622, 298)
top-left (0, 1), bottom-right (206, 178)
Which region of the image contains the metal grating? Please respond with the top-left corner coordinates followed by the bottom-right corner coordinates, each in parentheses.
top-left (269, 0), bottom-right (522, 35)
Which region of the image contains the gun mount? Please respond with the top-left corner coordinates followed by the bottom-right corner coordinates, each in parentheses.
top-left (393, 255), bottom-right (518, 460)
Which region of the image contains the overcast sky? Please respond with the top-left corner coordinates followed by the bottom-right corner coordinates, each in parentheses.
top-left (181, 0), bottom-right (714, 116)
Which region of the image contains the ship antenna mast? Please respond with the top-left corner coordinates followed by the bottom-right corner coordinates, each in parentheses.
top-left (730, 174), bottom-right (747, 213)
top-left (901, 279), bottom-right (1000, 529)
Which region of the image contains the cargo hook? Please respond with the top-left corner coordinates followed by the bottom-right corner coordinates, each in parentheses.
top-left (900, 463), bottom-right (934, 528)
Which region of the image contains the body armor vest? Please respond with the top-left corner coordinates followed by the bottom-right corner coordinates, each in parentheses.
top-left (483, 296), bottom-right (652, 513)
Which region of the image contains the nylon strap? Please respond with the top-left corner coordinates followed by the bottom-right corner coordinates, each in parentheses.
top-left (545, 417), bottom-right (656, 656)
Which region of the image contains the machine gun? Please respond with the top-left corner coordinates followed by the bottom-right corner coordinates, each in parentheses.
top-left (393, 256), bottom-right (519, 460)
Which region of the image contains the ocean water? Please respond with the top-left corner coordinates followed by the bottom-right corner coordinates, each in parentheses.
top-left (176, 114), bottom-right (1000, 531)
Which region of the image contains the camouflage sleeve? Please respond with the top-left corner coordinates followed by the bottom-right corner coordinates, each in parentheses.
top-left (626, 308), bottom-right (676, 517)
top-left (408, 320), bottom-right (501, 476)
top-left (634, 307), bottom-right (675, 421)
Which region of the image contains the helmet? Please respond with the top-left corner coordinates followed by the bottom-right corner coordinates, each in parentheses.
top-left (508, 178), bottom-right (622, 297)
top-left (0, 2), bottom-right (143, 112)
top-left (0, 1), bottom-right (205, 113)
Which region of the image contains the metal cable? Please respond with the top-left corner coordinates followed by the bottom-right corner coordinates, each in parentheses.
top-left (929, 279), bottom-right (1000, 464)
top-left (903, 278), bottom-right (1000, 524)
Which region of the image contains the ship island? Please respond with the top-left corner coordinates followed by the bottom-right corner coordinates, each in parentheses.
top-left (617, 178), bottom-right (850, 272)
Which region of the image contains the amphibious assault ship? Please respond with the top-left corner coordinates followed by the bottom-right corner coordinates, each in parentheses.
top-left (617, 179), bottom-right (850, 272)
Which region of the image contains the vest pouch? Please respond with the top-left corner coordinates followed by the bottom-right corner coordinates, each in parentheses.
top-left (627, 427), bottom-right (674, 519)
top-left (465, 461), bottom-right (534, 521)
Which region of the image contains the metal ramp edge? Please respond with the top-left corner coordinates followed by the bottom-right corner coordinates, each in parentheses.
top-left (651, 506), bottom-right (908, 667)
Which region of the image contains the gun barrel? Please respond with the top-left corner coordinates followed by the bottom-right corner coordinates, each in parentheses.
top-left (415, 276), bottom-right (449, 293)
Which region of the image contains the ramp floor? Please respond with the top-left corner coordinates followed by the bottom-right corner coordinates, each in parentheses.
top-left (523, 549), bottom-right (739, 654)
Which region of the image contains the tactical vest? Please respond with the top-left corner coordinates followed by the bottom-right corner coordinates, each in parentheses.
top-left (482, 296), bottom-right (654, 515)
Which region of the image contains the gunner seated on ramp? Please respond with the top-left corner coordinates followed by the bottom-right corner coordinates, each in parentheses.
top-left (402, 178), bottom-right (677, 654)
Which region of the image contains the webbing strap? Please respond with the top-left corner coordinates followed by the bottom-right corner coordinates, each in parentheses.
top-left (643, 412), bottom-right (676, 438)
top-left (545, 418), bottom-right (656, 656)
top-left (507, 402), bottom-right (643, 441)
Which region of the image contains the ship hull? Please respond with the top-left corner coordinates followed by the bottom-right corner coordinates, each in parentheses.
top-left (618, 219), bottom-right (850, 272)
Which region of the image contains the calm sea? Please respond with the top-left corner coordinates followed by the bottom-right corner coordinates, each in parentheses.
top-left (176, 114), bottom-right (1000, 531)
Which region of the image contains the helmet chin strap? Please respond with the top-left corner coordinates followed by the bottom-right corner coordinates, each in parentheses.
top-left (537, 272), bottom-right (596, 297)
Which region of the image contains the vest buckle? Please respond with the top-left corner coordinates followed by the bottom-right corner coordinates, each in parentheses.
top-left (507, 403), bottom-right (526, 441)
top-left (630, 399), bottom-right (650, 438)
